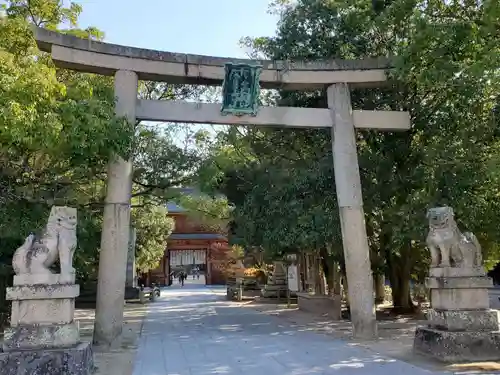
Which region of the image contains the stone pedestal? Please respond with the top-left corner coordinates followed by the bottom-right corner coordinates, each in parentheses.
top-left (297, 292), bottom-right (342, 319)
top-left (261, 261), bottom-right (289, 298)
top-left (414, 267), bottom-right (500, 362)
top-left (0, 342), bottom-right (93, 375)
top-left (0, 274), bottom-right (94, 375)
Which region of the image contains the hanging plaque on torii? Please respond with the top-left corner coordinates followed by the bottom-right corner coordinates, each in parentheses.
top-left (220, 63), bottom-right (262, 116)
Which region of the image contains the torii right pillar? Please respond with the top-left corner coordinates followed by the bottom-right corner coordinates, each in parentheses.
top-left (328, 83), bottom-right (410, 339)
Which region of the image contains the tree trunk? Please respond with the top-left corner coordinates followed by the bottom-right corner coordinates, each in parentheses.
top-left (304, 253), bottom-right (312, 292)
top-left (319, 265), bottom-right (327, 295)
top-left (333, 263), bottom-right (341, 295)
top-left (319, 247), bottom-right (333, 295)
top-left (373, 274), bottom-right (385, 304)
top-left (313, 254), bottom-right (325, 295)
top-left (381, 229), bottom-right (415, 313)
top-left (299, 252), bottom-right (306, 292)
top-left (367, 217), bottom-right (385, 305)
top-left (342, 276), bottom-right (349, 307)
top-left (328, 261), bottom-right (342, 296)
top-left (387, 253), bottom-right (414, 313)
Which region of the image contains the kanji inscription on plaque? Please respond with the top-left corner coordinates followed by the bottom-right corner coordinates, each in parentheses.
top-left (220, 63), bottom-right (262, 116)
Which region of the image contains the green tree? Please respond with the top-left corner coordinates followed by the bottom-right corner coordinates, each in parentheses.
top-left (196, 0), bottom-right (500, 310)
top-left (0, 0), bottom-right (205, 295)
top-left (0, 0), bottom-right (132, 264)
top-left (131, 205), bottom-right (174, 272)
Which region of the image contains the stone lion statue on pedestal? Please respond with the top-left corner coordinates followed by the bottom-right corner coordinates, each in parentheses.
top-left (426, 206), bottom-right (482, 268)
top-left (12, 206), bottom-right (77, 277)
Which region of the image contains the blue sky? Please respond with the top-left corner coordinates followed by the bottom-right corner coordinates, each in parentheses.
top-left (76, 0), bottom-right (279, 58)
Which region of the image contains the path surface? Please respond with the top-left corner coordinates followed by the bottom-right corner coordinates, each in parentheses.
top-left (132, 285), bottom-right (449, 375)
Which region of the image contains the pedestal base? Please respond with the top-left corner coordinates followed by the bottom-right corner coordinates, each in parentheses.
top-left (3, 322), bottom-right (80, 352)
top-left (261, 284), bottom-right (288, 298)
top-left (297, 292), bottom-right (341, 319)
top-left (0, 341), bottom-right (94, 375)
top-left (414, 326), bottom-right (500, 362)
top-left (426, 275), bottom-right (492, 310)
top-left (427, 308), bottom-right (500, 331)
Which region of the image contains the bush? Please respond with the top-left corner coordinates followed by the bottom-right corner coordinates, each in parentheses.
top-left (243, 267), bottom-right (260, 276)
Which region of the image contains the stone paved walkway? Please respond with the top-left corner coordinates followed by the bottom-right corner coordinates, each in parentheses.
top-left (132, 285), bottom-right (449, 375)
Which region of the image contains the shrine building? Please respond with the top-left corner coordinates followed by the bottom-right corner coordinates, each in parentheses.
top-left (145, 191), bottom-right (230, 286)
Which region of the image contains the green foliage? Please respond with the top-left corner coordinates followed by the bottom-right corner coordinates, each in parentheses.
top-left (0, 0), bottom-right (133, 211)
top-left (195, 0), bottom-right (500, 309)
top-left (0, 0), bottom-right (207, 285)
top-left (4, 0), bottom-right (82, 28)
top-left (132, 126), bottom-right (200, 198)
top-left (176, 193), bottom-right (232, 232)
top-left (73, 209), bottom-right (102, 282)
top-left (231, 157), bottom-right (341, 259)
top-left (132, 205), bottom-right (174, 272)
top-left (230, 244), bottom-right (245, 259)
top-left (0, 0), bottom-right (130, 288)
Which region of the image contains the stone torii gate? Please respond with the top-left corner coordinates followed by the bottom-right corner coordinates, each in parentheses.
top-left (33, 27), bottom-right (410, 344)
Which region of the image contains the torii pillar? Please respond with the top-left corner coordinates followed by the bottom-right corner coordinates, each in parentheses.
top-left (328, 83), bottom-right (377, 339)
top-left (93, 70), bottom-right (137, 347)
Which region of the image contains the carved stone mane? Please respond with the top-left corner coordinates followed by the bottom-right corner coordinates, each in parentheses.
top-left (426, 206), bottom-right (482, 269)
top-left (12, 206), bottom-right (77, 276)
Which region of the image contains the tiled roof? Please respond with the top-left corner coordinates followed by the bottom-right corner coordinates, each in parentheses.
top-left (166, 202), bottom-right (186, 213)
top-left (169, 233), bottom-right (227, 240)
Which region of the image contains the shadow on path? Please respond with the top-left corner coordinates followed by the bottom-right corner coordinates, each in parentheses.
top-left (132, 285), bottom-right (450, 375)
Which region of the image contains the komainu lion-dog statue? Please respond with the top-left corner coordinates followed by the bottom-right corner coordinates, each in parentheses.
top-left (426, 206), bottom-right (482, 268)
top-left (12, 206), bottom-right (77, 276)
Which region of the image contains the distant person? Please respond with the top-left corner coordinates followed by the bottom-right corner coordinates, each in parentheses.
top-left (179, 272), bottom-right (185, 286)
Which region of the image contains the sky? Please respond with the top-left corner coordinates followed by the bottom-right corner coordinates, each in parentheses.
top-left (72, 0), bottom-right (281, 144)
top-left (75, 0), bottom-right (279, 58)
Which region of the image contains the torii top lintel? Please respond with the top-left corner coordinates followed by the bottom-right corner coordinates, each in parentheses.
top-left (33, 27), bottom-right (394, 90)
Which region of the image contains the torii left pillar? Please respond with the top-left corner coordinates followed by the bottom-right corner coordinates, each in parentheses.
top-left (94, 70), bottom-right (138, 347)
top-left (328, 83), bottom-right (377, 339)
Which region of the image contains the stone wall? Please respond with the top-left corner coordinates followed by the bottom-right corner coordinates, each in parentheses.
top-left (296, 292), bottom-right (341, 320)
